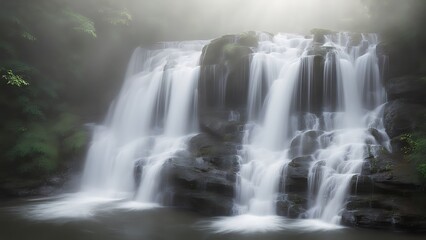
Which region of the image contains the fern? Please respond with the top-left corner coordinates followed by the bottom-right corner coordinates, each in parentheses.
top-left (63, 8), bottom-right (97, 38)
top-left (1, 69), bottom-right (29, 87)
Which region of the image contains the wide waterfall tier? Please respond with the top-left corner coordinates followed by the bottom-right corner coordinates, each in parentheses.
top-left (78, 31), bottom-right (391, 227)
top-left (81, 41), bottom-right (206, 201)
top-left (236, 32), bottom-right (390, 224)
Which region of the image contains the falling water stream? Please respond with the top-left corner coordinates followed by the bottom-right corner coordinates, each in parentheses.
top-left (231, 32), bottom-right (390, 228)
top-left (81, 41), bottom-right (206, 204)
top-left (14, 32), bottom-right (393, 234)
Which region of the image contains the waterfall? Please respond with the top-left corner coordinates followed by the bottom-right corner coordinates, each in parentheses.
top-left (81, 41), bottom-right (206, 203)
top-left (78, 31), bottom-right (389, 227)
top-left (235, 32), bottom-right (390, 224)
top-left (236, 34), bottom-right (312, 215)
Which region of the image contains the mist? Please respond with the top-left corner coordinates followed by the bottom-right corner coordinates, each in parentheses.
top-left (124, 0), bottom-right (370, 41)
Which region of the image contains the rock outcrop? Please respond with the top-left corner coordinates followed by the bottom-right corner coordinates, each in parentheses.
top-left (160, 33), bottom-right (426, 232)
top-left (342, 75), bottom-right (426, 232)
top-left (161, 133), bottom-right (240, 216)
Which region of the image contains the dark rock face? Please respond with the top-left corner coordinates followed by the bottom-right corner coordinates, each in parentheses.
top-left (276, 193), bottom-right (307, 218)
top-left (310, 28), bottom-right (335, 44)
top-left (200, 33), bottom-right (257, 66)
top-left (199, 114), bottom-right (245, 142)
top-left (343, 136), bottom-right (426, 232)
top-left (161, 133), bottom-right (240, 216)
top-left (384, 100), bottom-right (426, 139)
top-left (149, 33), bottom-right (258, 217)
top-left (386, 76), bottom-right (426, 104)
top-left (161, 33), bottom-right (426, 231)
top-left (348, 74), bottom-right (426, 232)
top-left (197, 33), bottom-right (259, 148)
top-left (199, 33), bottom-right (256, 117)
top-left (289, 130), bottom-right (323, 158)
top-left (342, 195), bottom-right (426, 232)
top-left (293, 56), bottom-right (326, 113)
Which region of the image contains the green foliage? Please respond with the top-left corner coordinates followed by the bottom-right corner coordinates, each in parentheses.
top-left (63, 8), bottom-right (97, 38)
top-left (0, 0), bottom-right (132, 182)
top-left (54, 113), bottom-right (88, 153)
top-left (8, 125), bottom-right (59, 174)
top-left (17, 96), bottom-right (44, 119)
top-left (1, 69), bottom-right (29, 87)
top-left (400, 134), bottom-right (417, 155)
top-left (3, 112), bottom-right (88, 176)
top-left (53, 113), bottom-right (80, 136)
top-left (401, 134), bottom-right (426, 178)
top-left (64, 130), bottom-right (88, 152)
top-left (419, 164), bottom-right (426, 178)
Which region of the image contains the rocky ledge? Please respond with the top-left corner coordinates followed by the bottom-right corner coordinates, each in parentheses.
top-left (153, 33), bottom-right (426, 232)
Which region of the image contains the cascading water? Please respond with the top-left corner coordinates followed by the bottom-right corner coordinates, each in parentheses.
top-left (81, 41), bottom-right (206, 203)
top-left (27, 31), bottom-right (391, 230)
top-left (237, 34), bottom-right (312, 216)
top-left (233, 32), bottom-right (390, 226)
top-left (305, 33), bottom-right (390, 223)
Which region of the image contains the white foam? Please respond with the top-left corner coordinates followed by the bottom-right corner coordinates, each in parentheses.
top-left (202, 215), bottom-right (343, 234)
top-left (23, 194), bottom-right (121, 220)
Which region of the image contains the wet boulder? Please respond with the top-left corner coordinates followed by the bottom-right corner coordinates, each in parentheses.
top-left (200, 32), bottom-right (257, 66)
top-left (288, 130), bottom-right (324, 158)
top-left (287, 156), bottom-right (314, 181)
top-left (350, 175), bottom-right (374, 195)
top-left (276, 193), bottom-right (307, 218)
top-left (383, 100), bottom-right (426, 139)
top-left (161, 132), bottom-right (241, 216)
top-left (188, 133), bottom-right (239, 157)
top-left (342, 195), bottom-right (426, 232)
top-left (198, 32), bottom-right (256, 122)
top-left (310, 28), bottom-right (335, 44)
top-left (281, 156), bottom-right (314, 194)
top-left (199, 115), bottom-right (245, 142)
top-left (306, 43), bottom-right (330, 57)
top-left (162, 156), bottom-right (239, 216)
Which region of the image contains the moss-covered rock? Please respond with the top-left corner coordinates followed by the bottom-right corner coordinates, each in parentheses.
top-left (200, 32), bottom-right (257, 66)
top-left (310, 28), bottom-right (335, 44)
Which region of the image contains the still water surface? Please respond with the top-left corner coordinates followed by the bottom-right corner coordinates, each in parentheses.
top-left (0, 196), bottom-right (424, 240)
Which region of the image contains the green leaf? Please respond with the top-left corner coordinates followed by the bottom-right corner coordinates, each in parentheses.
top-left (63, 8), bottom-right (97, 38)
top-left (1, 69), bottom-right (29, 87)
